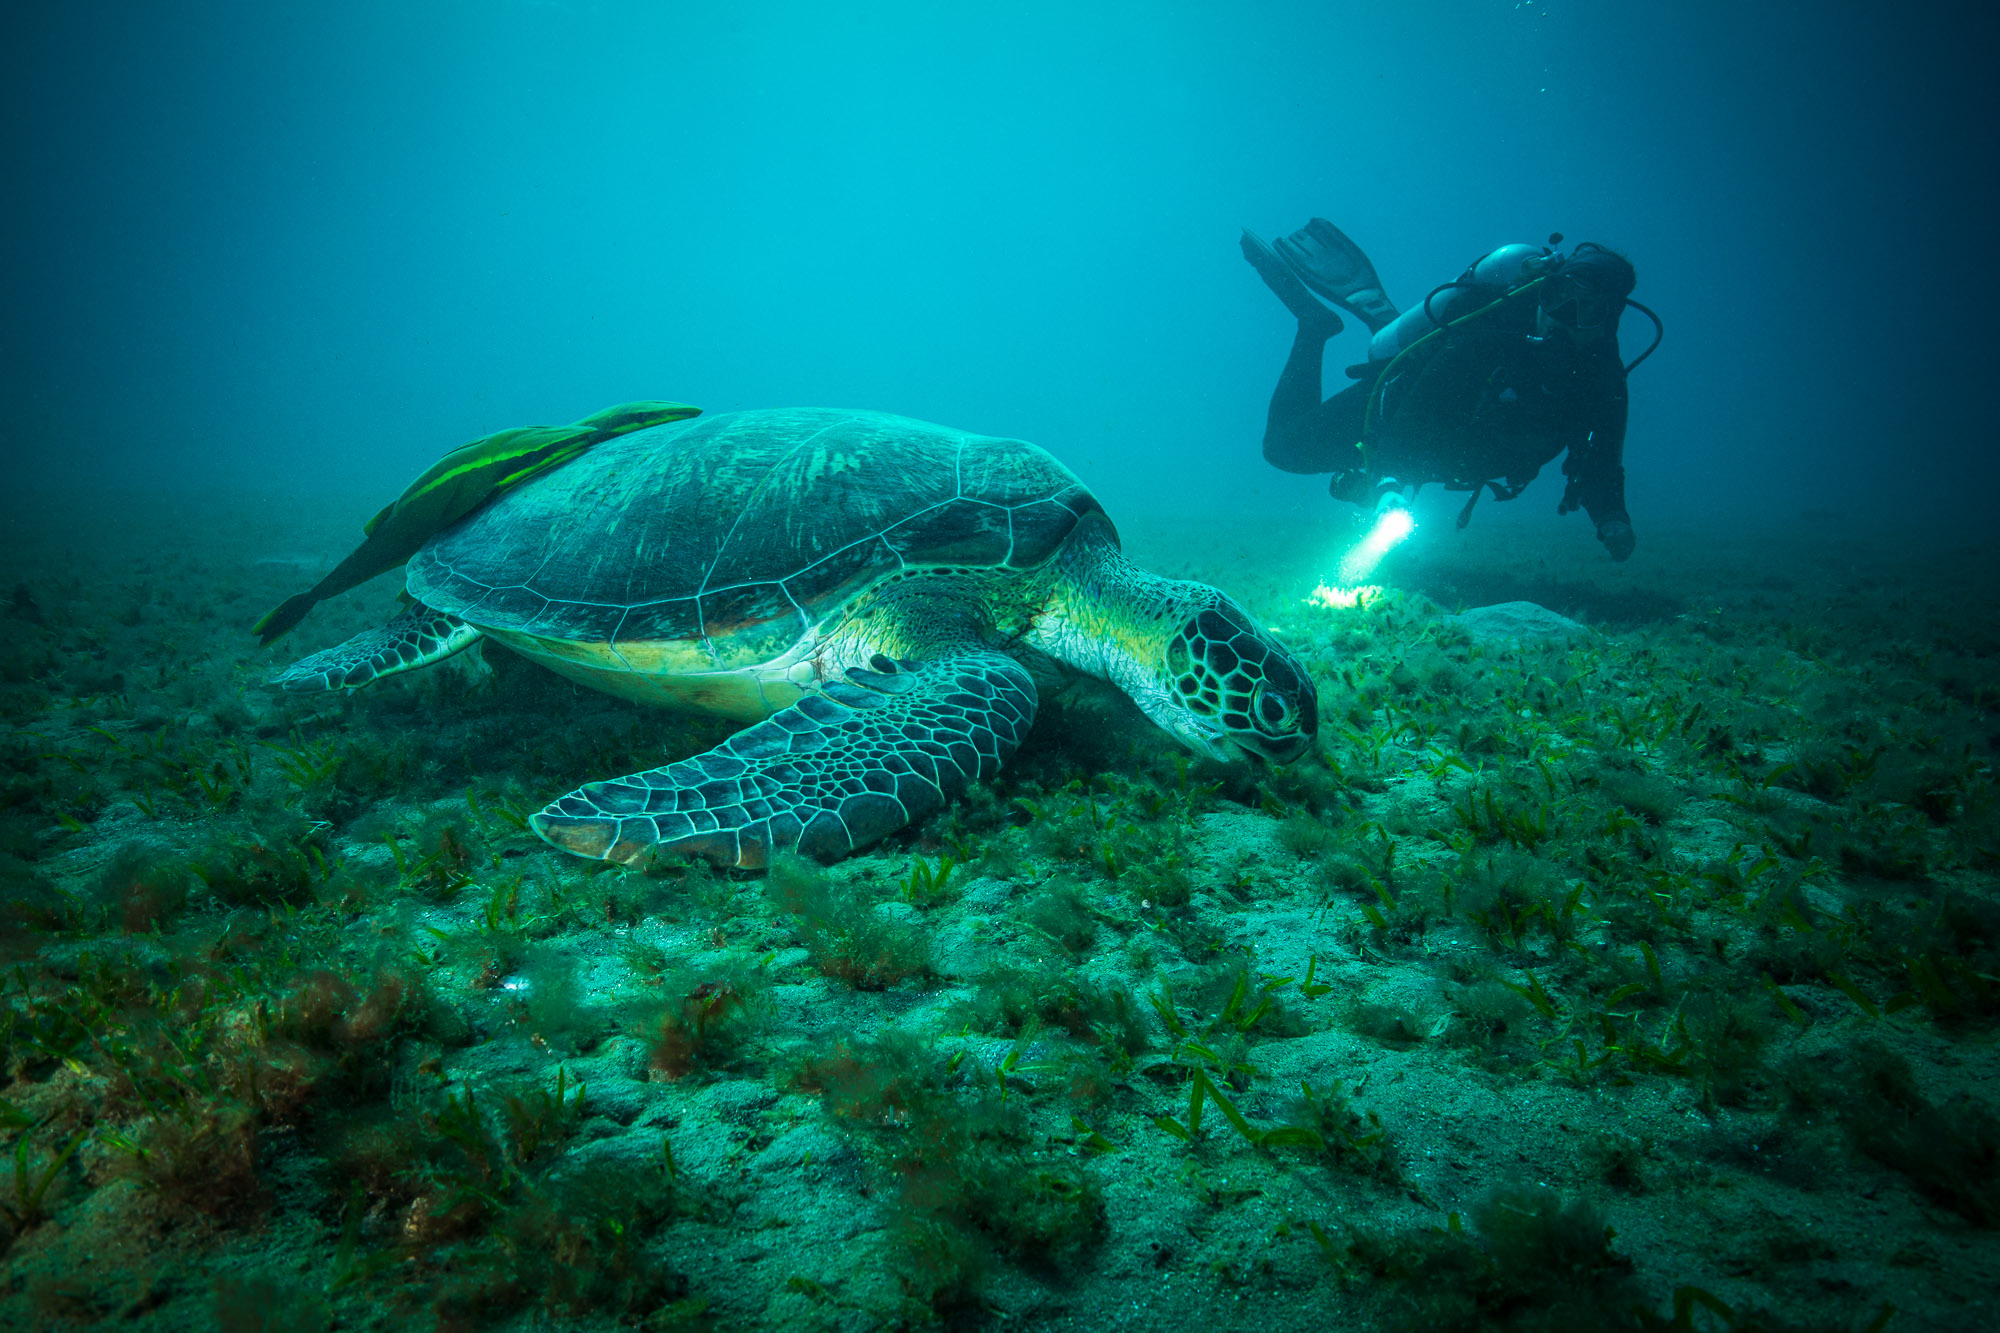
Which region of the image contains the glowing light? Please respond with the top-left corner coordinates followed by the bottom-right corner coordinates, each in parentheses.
top-left (1336, 507), bottom-right (1416, 584)
top-left (1307, 583), bottom-right (1383, 610)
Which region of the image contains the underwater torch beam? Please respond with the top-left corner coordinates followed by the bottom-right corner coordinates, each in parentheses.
top-left (1335, 506), bottom-right (1416, 585)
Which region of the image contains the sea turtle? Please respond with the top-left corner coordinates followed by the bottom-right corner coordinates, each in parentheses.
top-left (266, 406), bottom-right (1319, 869)
top-left (253, 399), bottom-right (702, 644)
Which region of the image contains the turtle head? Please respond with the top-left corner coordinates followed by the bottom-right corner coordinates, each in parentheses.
top-left (1158, 598), bottom-right (1318, 764)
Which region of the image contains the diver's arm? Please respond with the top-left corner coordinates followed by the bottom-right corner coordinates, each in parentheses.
top-left (1578, 429), bottom-right (1629, 529)
top-left (1563, 374), bottom-right (1634, 557)
top-left (1559, 372), bottom-right (1627, 517)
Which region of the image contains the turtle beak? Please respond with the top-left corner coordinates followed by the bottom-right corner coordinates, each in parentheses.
top-left (1195, 735), bottom-right (1237, 763)
top-left (1261, 732), bottom-right (1312, 765)
top-left (1172, 716), bottom-right (1239, 764)
top-left (1138, 684), bottom-right (1243, 764)
top-left (1191, 724), bottom-right (1305, 767)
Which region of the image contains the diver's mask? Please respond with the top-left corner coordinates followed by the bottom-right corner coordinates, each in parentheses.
top-left (1535, 244), bottom-right (1635, 342)
top-left (1537, 268), bottom-right (1622, 339)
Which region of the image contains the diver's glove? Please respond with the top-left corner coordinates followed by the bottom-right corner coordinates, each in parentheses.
top-left (1329, 470), bottom-right (1372, 506)
top-left (1597, 519), bottom-right (1635, 562)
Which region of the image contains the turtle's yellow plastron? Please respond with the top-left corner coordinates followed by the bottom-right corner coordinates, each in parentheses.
top-left (252, 401), bottom-right (701, 645)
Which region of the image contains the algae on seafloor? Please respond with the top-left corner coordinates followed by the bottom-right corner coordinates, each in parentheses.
top-left (1, 495), bottom-right (1996, 1329)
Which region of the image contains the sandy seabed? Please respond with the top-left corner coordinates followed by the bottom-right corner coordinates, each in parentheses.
top-left (1, 489), bottom-right (1995, 1332)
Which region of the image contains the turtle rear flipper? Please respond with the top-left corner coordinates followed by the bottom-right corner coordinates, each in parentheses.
top-left (269, 603), bottom-right (482, 693)
top-left (532, 652), bottom-right (1037, 870)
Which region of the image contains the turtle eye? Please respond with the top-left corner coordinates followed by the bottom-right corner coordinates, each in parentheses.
top-left (1250, 681), bottom-right (1296, 736)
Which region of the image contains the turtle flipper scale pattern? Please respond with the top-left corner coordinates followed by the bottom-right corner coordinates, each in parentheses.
top-left (269, 603), bottom-right (482, 693)
top-left (532, 652), bottom-right (1037, 870)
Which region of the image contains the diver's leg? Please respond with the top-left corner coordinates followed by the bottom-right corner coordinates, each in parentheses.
top-left (1261, 322), bottom-right (1341, 472)
top-left (1265, 335), bottom-right (1379, 487)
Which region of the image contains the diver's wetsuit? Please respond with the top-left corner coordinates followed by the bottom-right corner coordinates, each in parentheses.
top-left (1262, 285), bottom-right (1630, 532)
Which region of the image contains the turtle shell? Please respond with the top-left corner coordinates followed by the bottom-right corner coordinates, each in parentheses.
top-left (406, 408), bottom-right (1106, 668)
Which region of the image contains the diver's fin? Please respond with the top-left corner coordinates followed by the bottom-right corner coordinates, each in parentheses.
top-left (1272, 219), bottom-right (1399, 333)
top-left (1240, 230), bottom-right (1343, 333)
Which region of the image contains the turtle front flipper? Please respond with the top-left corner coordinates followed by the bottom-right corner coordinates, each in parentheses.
top-left (532, 652), bottom-right (1037, 870)
top-left (269, 603), bottom-right (483, 693)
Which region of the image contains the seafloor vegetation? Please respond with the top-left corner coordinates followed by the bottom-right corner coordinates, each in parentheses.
top-left (2, 492), bottom-right (1995, 1332)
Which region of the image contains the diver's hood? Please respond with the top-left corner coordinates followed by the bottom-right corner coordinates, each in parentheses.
top-left (1541, 244), bottom-right (1637, 335)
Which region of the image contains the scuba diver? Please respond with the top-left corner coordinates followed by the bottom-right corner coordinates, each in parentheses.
top-left (1240, 219), bottom-right (1660, 561)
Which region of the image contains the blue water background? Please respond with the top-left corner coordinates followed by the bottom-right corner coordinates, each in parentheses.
top-left (3, 1), bottom-right (1991, 534)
